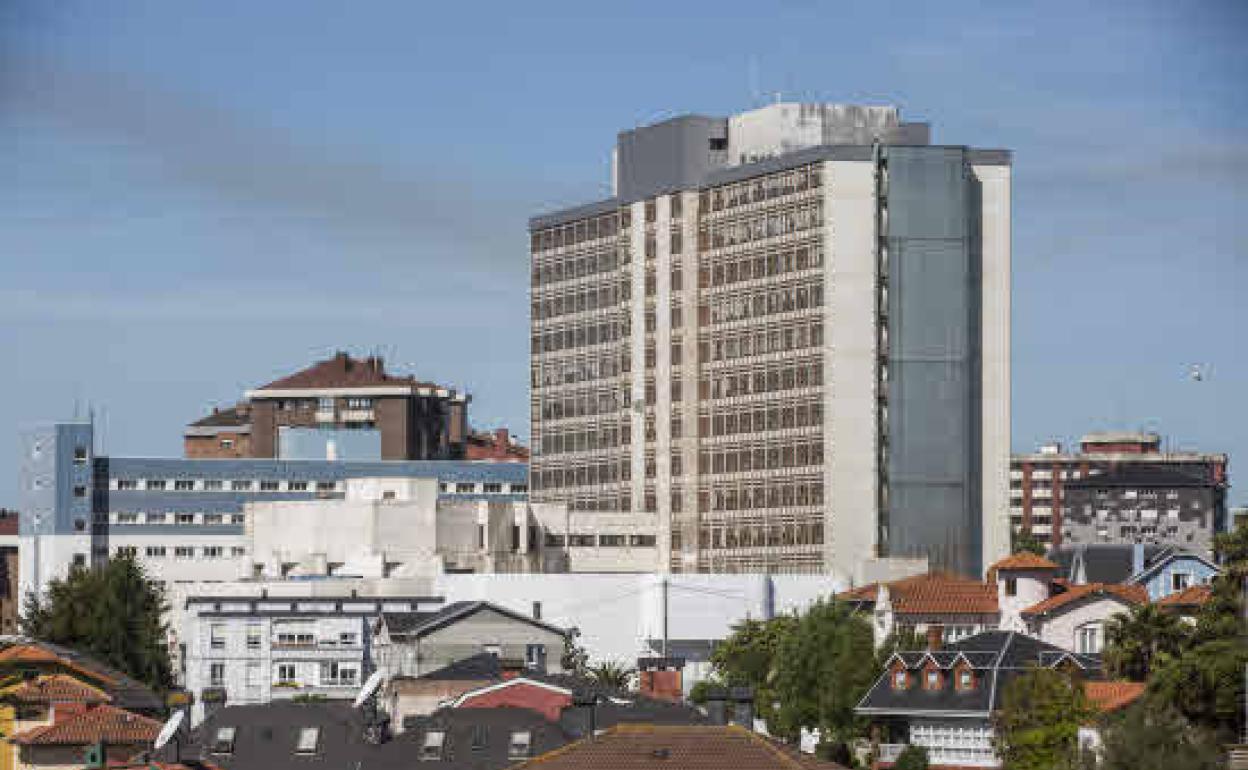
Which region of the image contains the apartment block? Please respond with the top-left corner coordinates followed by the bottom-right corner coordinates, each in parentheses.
top-left (185, 352), bottom-right (469, 461)
top-left (1009, 432), bottom-right (1228, 551)
top-left (529, 103), bottom-right (1011, 578)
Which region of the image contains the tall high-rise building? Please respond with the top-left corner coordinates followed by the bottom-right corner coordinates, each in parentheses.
top-left (528, 103), bottom-right (1011, 578)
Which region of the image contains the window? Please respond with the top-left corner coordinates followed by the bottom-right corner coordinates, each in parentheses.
top-left (260, 481), bottom-right (280, 492)
top-left (525, 644), bottom-right (546, 670)
top-left (471, 724), bottom-right (488, 751)
top-left (276, 663), bottom-right (297, 683)
top-left (73, 485), bottom-right (86, 498)
top-left (175, 480), bottom-right (195, 491)
top-left (1172, 572), bottom-right (1192, 592)
top-left (204, 514), bottom-right (223, 525)
top-left (511, 484), bottom-right (528, 493)
top-left (174, 546), bottom-right (194, 559)
top-left (146, 546), bottom-right (166, 557)
top-left (316, 481), bottom-right (335, 492)
top-left (1076, 625), bottom-right (1101, 654)
top-left (296, 727), bottom-right (320, 754)
top-left (203, 546), bottom-right (223, 559)
top-left (117, 479), bottom-right (138, 491)
top-left (204, 479), bottom-right (224, 491)
top-left (231, 480), bottom-right (252, 491)
top-left (147, 480), bottom-right (167, 490)
top-left (115, 546), bottom-right (137, 558)
top-left (925, 670), bottom-right (940, 689)
top-left (339, 632), bottom-right (358, 646)
top-left (346, 397), bottom-right (373, 409)
top-left (958, 670), bottom-right (973, 690)
top-left (220, 438), bottom-right (234, 449)
top-left (177, 513), bottom-right (195, 525)
top-left (1005, 577), bottom-right (1017, 597)
top-left (455, 482), bottom-right (475, 494)
top-left (483, 483), bottom-right (502, 494)
top-left (209, 662), bottom-right (225, 687)
top-left (892, 670), bottom-right (907, 689)
top-left (232, 546), bottom-right (247, 557)
top-left (508, 730), bottom-right (532, 759)
top-left (231, 514), bottom-right (246, 524)
top-left (73, 446), bottom-right (88, 464)
top-left (318, 397), bottom-right (335, 411)
top-left (246, 625), bottom-right (262, 649)
top-left (211, 726), bottom-right (236, 754)
top-left (320, 661), bottom-right (359, 686)
top-left (116, 513), bottom-right (139, 525)
top-left (421, 730), bottom-right (446, 761)
top-left (289, 481), bottom-right (308, 492)
top-left (210, 624), bottom-right (225, 649)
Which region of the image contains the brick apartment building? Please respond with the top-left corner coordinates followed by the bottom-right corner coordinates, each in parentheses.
top-left (1009, 432), bottom-right (1228, 551)
top-left (185, 352), bottom-right (471, 461)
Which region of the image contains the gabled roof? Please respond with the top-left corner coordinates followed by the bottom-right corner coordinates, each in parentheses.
top-left (1084, 681), bottom-right (1146, 713)
top-left (0, 640), bottom-right (163, 712)
top-left (1047, 544), bottom-right (1171, 585)
top-left (1021, 583), bottom-right (1148, 618)
top-left (989, 552), bottom-right (1059, 575)
top-left (1157, 584), bottom-right (1213, 609)
top-left (188, 405), bottom-right (251, 428)
top-left (1127, 549), bottom-right (1220, 585)
top-left (877, 572), bottom-right (999, 615)
top-left (1, 673), bottom-right (112, 704)
top-left (857, 631), bottom-right (1104, 718)
top-left (508, 724), bottom-right (846, 769)
top-left (11, 703), bottom-right (160, 745)
top-left (378, 601), bottom-right (568, 641)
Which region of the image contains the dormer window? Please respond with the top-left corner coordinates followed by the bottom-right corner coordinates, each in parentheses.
top-left (958, 670), bottom-right (974, 691)
top-left (892, 670), bottom-right (907, 689)
top-left (295, 727), bottom-right (320, 755)
top-left (421, 730), bottom-right (446, 761)
top-left (508, 730), bottom-right (532, 759)
top-left (925, 670), bottom-right (941, 690)
top-left (211, 726), bottom-right (236, 755)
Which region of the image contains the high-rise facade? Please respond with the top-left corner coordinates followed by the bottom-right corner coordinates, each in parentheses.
top-left (529, 104), bottom-right (1011, 578)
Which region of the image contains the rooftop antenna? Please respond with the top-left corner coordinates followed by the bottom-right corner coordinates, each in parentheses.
top-left (153, 709), bottom-right (185, 761)
top-left (354, 670), bottom-right (388, 745)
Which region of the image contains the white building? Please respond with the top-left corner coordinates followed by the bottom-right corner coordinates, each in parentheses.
top-left (531, 102), bottom-right (1011, 579)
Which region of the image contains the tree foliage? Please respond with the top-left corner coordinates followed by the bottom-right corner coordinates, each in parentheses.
top-left (1088, 701), bottom-right (1222, 770)
top-left (708, 613), bottom-right (797, 729)
top-left (1010, 530), bottom-right (1047, 557)
top-left (892, 743), bottom-right (930, 770)
top-left (769, 600), bottom-right (878, 745)
top-left (1103, 603), bottom-right (1188, 681)
top-left (587, 660), bottom-right (635, 690)
top-left (561, 627), bottom-right (589, 676)
top-left (21, 554), bottom-right (173, 692)
top-left (993, 666), bottom-right (1090, 770)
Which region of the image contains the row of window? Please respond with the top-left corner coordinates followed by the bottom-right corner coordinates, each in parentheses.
top-left (699, 439), bottom-right (825, 476)
top-left (116, 545), bottom-right (246, 559)
top-left (699, 241), bottom-right (823, 290)
top-left (699, 358), bottom-right (822, 400)
top-left (700, 166), bottom-right (822, 214)
top-left (532, 279), bottom-right (630, 322)
top-left (531, 211), bottom-right (626, 254)
top-left (542, 533), bottom-right (657, 548)
top-left (209, 626), bottom-right (359, 651)
top-left (699, 478), bottom-right (825, 513)
top-left (210, 724), bottom-right (320, 757)
top-left (114, 512), bottom-right (245, 526)
top-left (892, 666), bottom-right (977, 692)
top-left (533, 351), bottom-right (626, 389)
top-left (699, 203), bottom-right (823, 251)
top-left (703, 280), bottom-right (824, 325)
top-left (115, 478), bottom-right (337, 493)
top-left (700, 319), bottom-right (824, 363)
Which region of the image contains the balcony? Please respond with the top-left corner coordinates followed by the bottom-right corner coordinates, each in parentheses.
top-left (878, 743), bottom-right (999, 768)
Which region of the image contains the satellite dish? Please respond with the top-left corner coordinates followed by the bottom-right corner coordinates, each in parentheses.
top-left (153, 710), bottom-right (185, 750)
top-left (353, 671), bottom-right (386, 709)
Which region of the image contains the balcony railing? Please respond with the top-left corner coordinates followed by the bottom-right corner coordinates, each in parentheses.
top-left (878, 743), bottom-right (999, 768)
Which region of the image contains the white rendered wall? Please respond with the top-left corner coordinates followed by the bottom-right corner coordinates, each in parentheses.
top-left (974, 163), bottom-right (1012, 576)
top-left (1033, 597), bottom-right (1133, 652)
top-left (995, 569), bottom-right (1051, 633)
top-left (824, 159), bottom-right (879, 581)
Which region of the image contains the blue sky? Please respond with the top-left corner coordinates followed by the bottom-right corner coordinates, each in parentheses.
top-left (1, 0), bottom-right (1244, 507)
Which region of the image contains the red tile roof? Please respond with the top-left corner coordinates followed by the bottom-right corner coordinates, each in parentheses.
top-left (465, 429), bottom-right (530, 462)
top-left (255, 352), bottom-right (442, 391)
top-left (838, 572), bottom-right (998, 615)
top-left (2, 674), bottom-right (111, 704)
top-left (1021, 583), bottom-right (1148, 618)
top-left (1084, 681), bottom-right (1146, 713)
top-left (0, 644), bottom-right (117, 686)
top-left (510, 724), bottom-right (846, 769)
top-left (988, 552), bottom-right (1059, 576)
top-left (12, 703), bottom-right (160, 746)
top-left (1157, 584), bottom-right (1213, 608)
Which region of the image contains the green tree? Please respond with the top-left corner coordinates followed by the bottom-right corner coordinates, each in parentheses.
top-left (22, 554), bottom-right (173, 692)
top-left (1148, 637), bottom-right (1248, 740)
top-left (708, 613), bottom-right (798, 729)
top-left (769, 599), bottom-right (878, 748)
top-left (993, 666), bottom-right (1090, 770)
top-left (561, 627), bottom-right (589, 676)
top-left (587, 661), bottom-right (634, 690)
top-left (1103, 603), bottom-right (1189, 681)
top-left (892, 743), bottom-right (930, 770)
top-left (1010, 530), bottom-right (1047, 557)
top-left (1089, 701), bottom-right (1222, 770)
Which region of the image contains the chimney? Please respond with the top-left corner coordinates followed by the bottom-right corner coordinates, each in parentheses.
top-left (729, 687), bottom-right (755, 731)
top-left (926, 625), bottom-right (944, 651)
top-left (1132, 543), bottom-right (1145, 576)
top-left (495, 428), bottom-right (510, 447)
top-left (703, 686), bottom-right (729, 725)
top-left (637, 657), bottom-right (684, 702)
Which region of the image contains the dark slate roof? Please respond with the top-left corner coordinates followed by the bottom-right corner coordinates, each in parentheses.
top-left (188, 406), bottom-right (250, 429)
top-left (1047, 544), bottom-right (1171, 585)
top-left (379, 602), bottom-right (568, 641)
top-left (856, 631), bottom-right (1102, 718)
top-left (255, 352), bottom-right (444, 392)
top-left (400, 706), bottom-right (572, 768)
top-left (418, 653), bottom-right (509, 681)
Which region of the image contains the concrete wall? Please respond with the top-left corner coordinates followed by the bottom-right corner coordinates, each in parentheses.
top-left (1032, 596), bottom-right (1133, 653)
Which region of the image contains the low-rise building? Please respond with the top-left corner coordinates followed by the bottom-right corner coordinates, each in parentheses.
top-left (180, 592), bottom-right (438, 724)
top-left (856, 630), bottom-right (1102, 768)
top-left (1048, 543), bottom-right (1220, 600)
